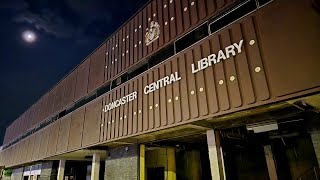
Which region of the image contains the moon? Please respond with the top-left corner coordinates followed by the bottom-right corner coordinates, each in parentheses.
top-left (22, 30), bottom-right (37, 43)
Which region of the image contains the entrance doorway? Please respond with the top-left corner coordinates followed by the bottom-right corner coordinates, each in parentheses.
top-left (221, 119), bottom-right (319, 180)
top-left (144, 133), bottom-right (212, 180)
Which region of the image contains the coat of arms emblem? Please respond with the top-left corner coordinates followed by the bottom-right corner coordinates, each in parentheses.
top-left (145, 21), bottom-right (160, 46)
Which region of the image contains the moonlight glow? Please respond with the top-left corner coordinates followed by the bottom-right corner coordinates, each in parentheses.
top-left (22, 30), bottom-right (37, 43)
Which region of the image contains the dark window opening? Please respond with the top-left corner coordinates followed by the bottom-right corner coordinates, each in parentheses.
top-left (58, 110), bottom-right (66, 119)
top-left (85, 91), bottom-right (97, 104)
top-left (175, 23), bottom-right (209, 53)
top-left (209, 0), bottom-right (257, 34)
top-left (97, 83), bottom-right (111, 97)
top-left (148, 44), bottom-right (175, 68)
top-left (127, 61), bottom-right (149, 80)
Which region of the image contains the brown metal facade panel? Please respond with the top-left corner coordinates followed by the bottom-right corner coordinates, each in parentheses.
top-left (88, 45), bottom-right (106, 93)
top-left (53, 82), bottom-right (64, 115)
top-left (114, 33), bottom-right (119, 76)
top-left (32, 129), bottom-right (41, 161)
top-left (114, 88), bottom-right (120, 138)
top-left (153, 68), bottom-right (161, 128)
top-left (68, 108), bottom-right (85, 150)
top-left (74, 59), bottom-right (90, 101)
top-left (118, 28), bottom-right (123, 74)
top-left (132, 79), bottom-right (138, 133)
top-left (147, 3), bottom-right (153, 54)
top-left (256, 0), bottom-right (320, 97)
top-left (123, 83), bottom-right (129, 135)
top-left (105, 40), bottom-right (111, 81)
top-left (121, 28), bottom-right (127, 71)
top-left (127, 83), bottom-right (133, 135)
top-left (159, 65), bottom-right (167, 126)
top-left (162, 0), bottom-right (170, 43)
top-left (107, 92), bottom-right (113, 140)
top-left (156, 0), bottom-right (164, 47)
top-left (193, 45), bottom-right (209, 116)
top-left (169, 0), bottom-right (177, 40)
top-left (125, 23), bottom-right (130, 69)
top-left (56, 115), bottom-right (71, 153)
top-left (129, 20), bottom-right (135, 67)
top-left (62, 71), bottom-right (77, 109)
top-left (118, 86), bottom-right (124, 137)
top-left (197, 0), bottom-right (207, 20)
top-left (103, 94), bottom-right (110, 141)
top-left (138, 12), bottom-right (143, 60)
top-left (165, 62), bottom-right (175, 125)
top-left (133, 15), bottom-right (139, 64)
top-left (46, 121), bottom-right (60, 156)
top-left (210, 36), bottom-right (230, 111)
top-left (142, 7), bottom-right (148, 57)
top-left (175, 0), bottom-right (183, 35)
top-left (137, 76), bottom-right (143, 132)
top-left (26, 135), bottom-right (35, 162)
top-left (172, 58), bottom-right (182, 123)
top-left (201, 40), bottom-right (219, 113)
top-left (148, 71), bottom-right (154, 129)
top-left (82, 99), bottom-right (102, 146)
top-left (182, 0), bottom-right (191, 30)
top-left (38, 130), bottom-right (49, 159)
top-left (152, 0), bottom-right (159, 51)
top-left (230, 24), bottom-right (255, 105)
top-left (142, 74), bottom-right (149, 131)
top-left (110, 91), bottom-right (116, 139)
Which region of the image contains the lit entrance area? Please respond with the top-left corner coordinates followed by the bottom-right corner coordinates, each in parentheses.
top-left (221, 116), bottom-right (319, 180)
top-left (143, 133), bottom-right (212, 180)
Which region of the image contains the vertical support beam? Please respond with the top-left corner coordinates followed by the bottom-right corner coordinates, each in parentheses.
top-left (206, 129), bottom-right (225, 180)
top-left (57, 160), bottom-right (66, 180)
top-left (264, 145), bottom-right (278, 180)
top-left (311, 131), bottom-right (320, 167)
top-left (140, 144), bottom-right (145, 180)
top-left (91, 153), bottom-right (100, 180)
top-left (166, 147), bottom-right (176, 180)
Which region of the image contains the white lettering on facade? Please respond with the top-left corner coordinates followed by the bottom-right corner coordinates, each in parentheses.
top-left (144, 72), bottom-right (181, 95)
top-left (103, 91), bottom-right (137, 112)
top-left (191, 39), bottom-right (244, 74)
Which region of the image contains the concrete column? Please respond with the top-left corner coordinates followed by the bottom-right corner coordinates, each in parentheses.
top-left (140, 144), bottom-right (145, 180)
top-left (264, 145), bottom-right (278, 180)
top-left (57, 160), bottom-right (66, 180)
top-left (166, 147), bottom-right (176, 180)
top-left (91, 153), bottom-right (100, 180)
top-left (311, 131), bottom-right (320, 167)
top-left (206, 129), bottom-right (225, 180)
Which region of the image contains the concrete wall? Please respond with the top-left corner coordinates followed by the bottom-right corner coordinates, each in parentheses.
top-left (11, 167), bottom-right (23, 180)
top-left (105, 144), bottom-right (139, 180)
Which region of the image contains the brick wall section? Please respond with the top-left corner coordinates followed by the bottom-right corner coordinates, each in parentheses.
top-left (105, 144), bottom-right (139, 180)
top-left (311, 131), bottom-right (320, 167)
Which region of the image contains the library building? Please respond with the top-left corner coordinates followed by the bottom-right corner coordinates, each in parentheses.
top-left (1, 0), bottom-right (320, 179)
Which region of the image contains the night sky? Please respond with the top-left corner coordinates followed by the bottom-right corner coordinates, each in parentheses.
top-left (0, 0), bottom-right (149, 144)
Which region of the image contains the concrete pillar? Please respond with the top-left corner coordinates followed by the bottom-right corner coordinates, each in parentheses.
top-left (311, 131), bottom-right (320, 167)
top-left (166, 147), bottom-right (176, 180)
top-left (57, 160), bottom-right (66, 180)
top-left (206, 129), bottom-right (225, 180)
top-left (264, 145), bottom-right (278, 180)
top-left (91, 153), bottom-right (100, 180)
top-left (140, 144), bottom-right (145, 180)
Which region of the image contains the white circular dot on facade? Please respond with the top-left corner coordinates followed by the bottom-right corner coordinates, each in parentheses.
top-left (199, 87), bottom-right (204, 92)
top-left (184, 7), bottom-right (188, 11)
top-left (191, 90), bottom-right (195, 95)
top-left (171, 17), bottom-right (174, 21)
top-left (249, 40), bottom-right (255, 45)
top-left (230, 76), bottom-right (235, 81)
top-left (168, 99), bottom-right (172, 103)
top-left (255, 67), bottom-right (261, 72)
top-left (191, 2), bottom-right (195, 6)
top-left (164, 4), bottom-right (167, 8)
top-left (219, 80), bottom-right (224, 85)
top-left (175, 96), bottom-right (179, 100)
